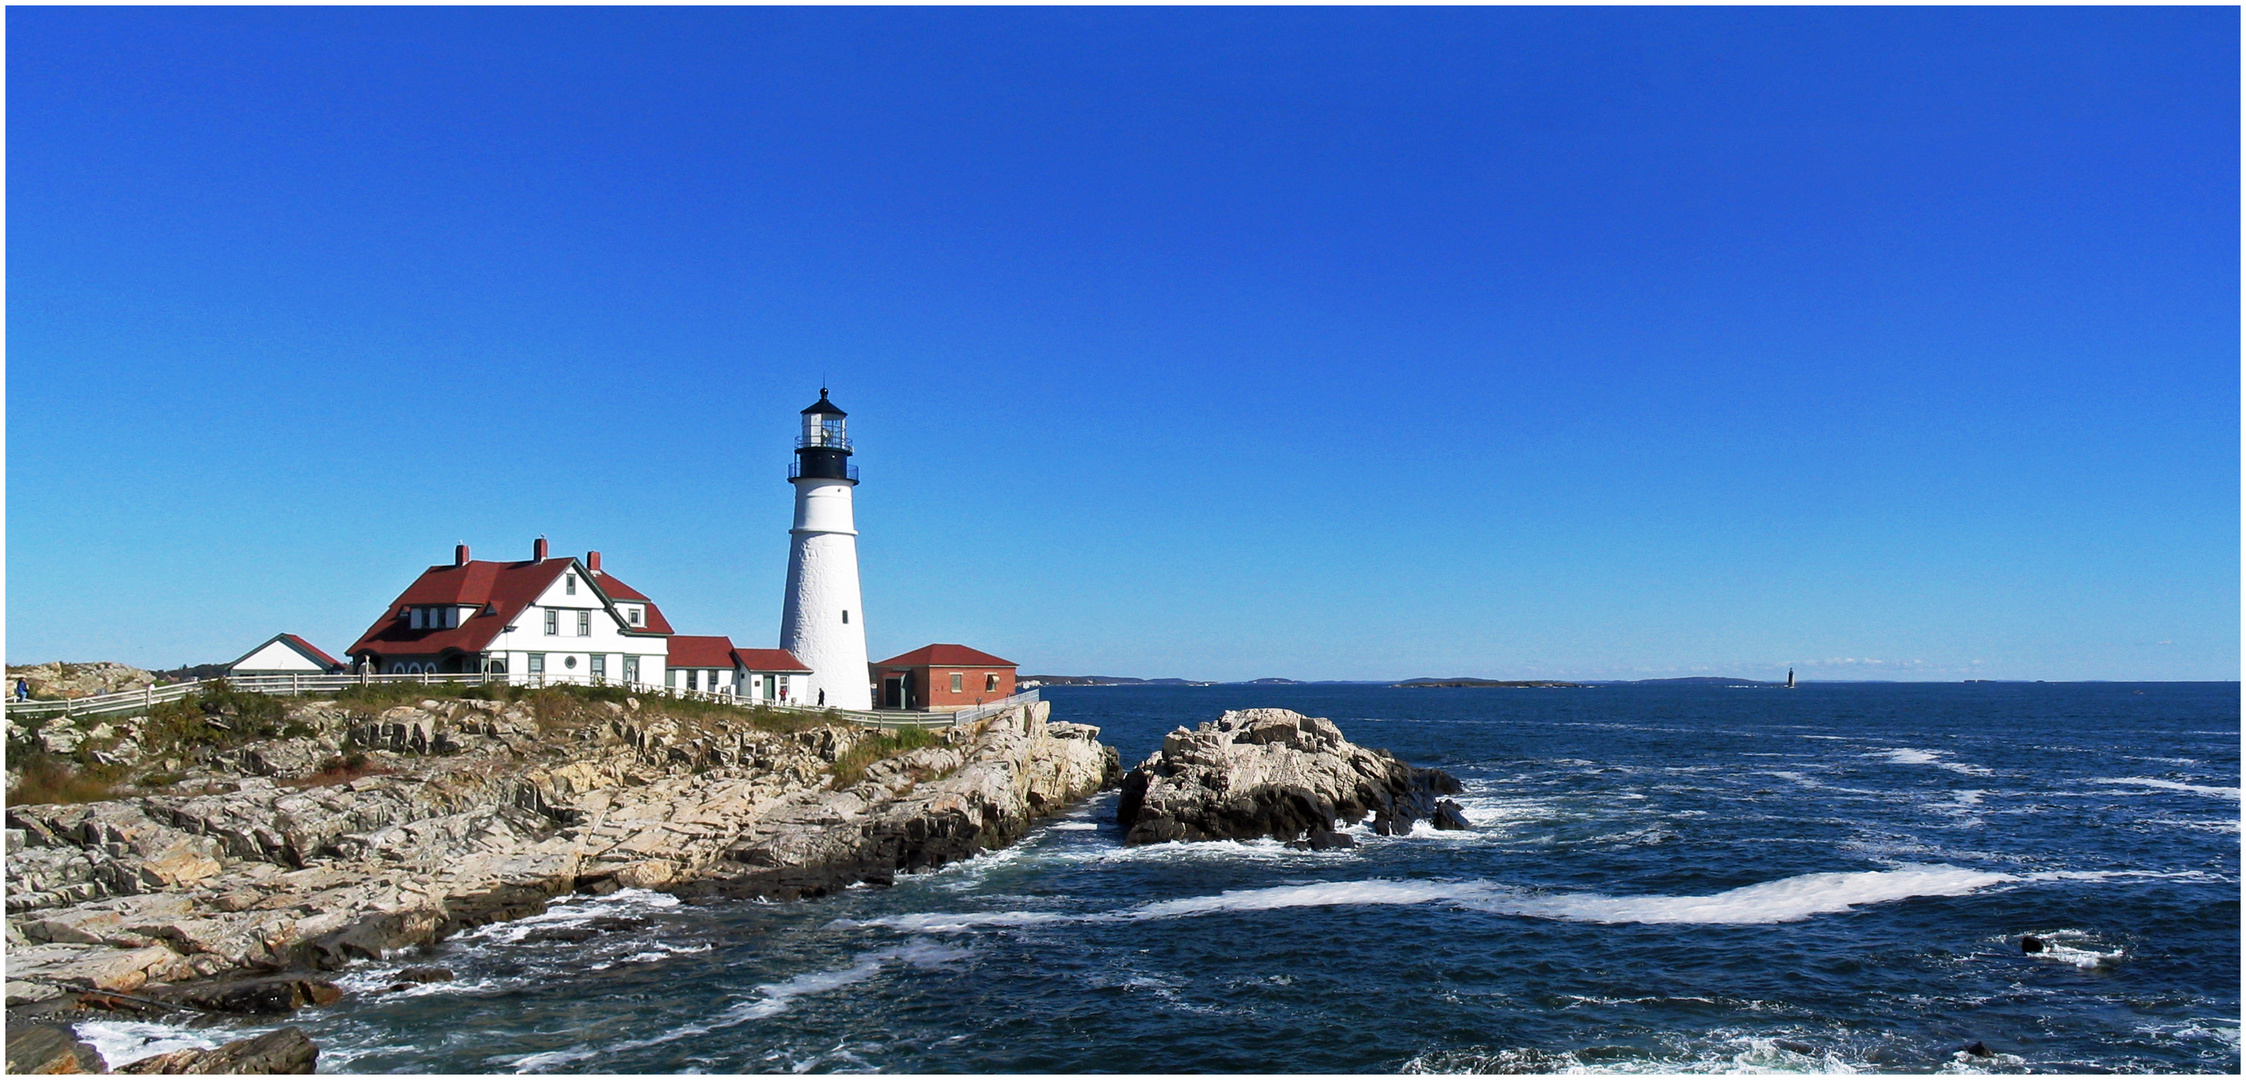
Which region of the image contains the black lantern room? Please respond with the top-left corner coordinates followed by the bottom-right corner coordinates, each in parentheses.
top-left (791, 388), bottom-right (857, 483)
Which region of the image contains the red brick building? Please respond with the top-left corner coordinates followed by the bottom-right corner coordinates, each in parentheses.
top-left (872, 644), bottom-right (1017, 712)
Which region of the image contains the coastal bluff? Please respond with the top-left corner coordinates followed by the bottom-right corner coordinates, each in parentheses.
top-left (5, 685), bottom-right (1117, 1057)
top-left (1115, 708), bottom-right (1465, 846)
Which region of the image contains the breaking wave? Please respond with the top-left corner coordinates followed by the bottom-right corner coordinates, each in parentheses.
top-left (848, 864), bottom-right (2062, 932)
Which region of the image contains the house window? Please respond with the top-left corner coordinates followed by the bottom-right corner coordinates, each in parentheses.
top-left (986, 673), bottom-right (1000, 693)
top-left (577, 610), bottom-right (591, 636)
top-left (544, 609), bottom-right (557, 635)
top-left (950, 672), bottom-right (963, 693)
top-left (564, 655), bottom-right (578, 670)
top-left (566, 574), bottom-right (577, 595)
top-left (591, 654), bottom-right (606, 680)
top-left (528, 653), bottom-right (546, 674)
top-left (622, 656), bottom-right (638, 684)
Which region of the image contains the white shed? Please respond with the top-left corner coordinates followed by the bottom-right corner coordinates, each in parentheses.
top-left (229, 634), bottom-right (347, 676)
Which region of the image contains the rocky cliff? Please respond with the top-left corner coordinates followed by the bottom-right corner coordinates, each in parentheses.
top-left (5, 687), bottom-right (1118, 1036)
top-left (5, 663), bottom-right (158, 702)
top-left (1115, 708), bottom-right (1465, 846)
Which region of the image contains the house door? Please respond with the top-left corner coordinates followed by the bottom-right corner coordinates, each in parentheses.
top-left (882, 675), bottom-right (905, 709)
top-left (622, 656), bottom-right (639, 685)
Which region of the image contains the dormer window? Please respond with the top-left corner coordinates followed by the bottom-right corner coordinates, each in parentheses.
top-left (628, 606), bottom-right (643, 626)
top-left (410, 607), bottom-right (423, 630)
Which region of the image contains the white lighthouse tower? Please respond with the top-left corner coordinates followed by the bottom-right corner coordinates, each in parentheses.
top-left (779, 389), bottom-right (872, 710)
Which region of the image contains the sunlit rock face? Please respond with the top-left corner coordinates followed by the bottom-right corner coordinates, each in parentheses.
top-left (1115, 708), bottom-right (1462, 845)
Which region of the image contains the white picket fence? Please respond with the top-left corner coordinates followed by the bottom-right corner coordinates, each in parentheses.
top-left (3, 672), bottom-right (1037, 732)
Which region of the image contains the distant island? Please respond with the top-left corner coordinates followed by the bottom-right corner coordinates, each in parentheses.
top-left (1394, 678), bottom-right (1588, 688)
top-left (1629, 676), bottom-right (1779, 685)
top-left (1020, 675), bottom-right (1211, 687)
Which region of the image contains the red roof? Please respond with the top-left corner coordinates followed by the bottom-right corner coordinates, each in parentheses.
top-left (668, 635), bottom-right (737, 669)
top-left (732, 648), bottom-right (811, 673)
top-left (875, 643), bottom-right (1016, 668)
top-left (279, 634), bottom-right (345, 671)
top-left (591, 571), bottom-right (649, 602)
top-left (349, 557), bottom-right (672, 659)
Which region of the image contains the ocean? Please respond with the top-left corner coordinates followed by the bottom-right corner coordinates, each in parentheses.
top-left (76, 682), bottom-right (2240, 1073)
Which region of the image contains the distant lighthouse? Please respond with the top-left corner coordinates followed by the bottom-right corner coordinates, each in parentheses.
top-left (779, 389), bottom-right (872, 710)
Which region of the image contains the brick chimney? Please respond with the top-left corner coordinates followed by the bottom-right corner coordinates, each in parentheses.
top-left (533, 536), bottom-right (549, 562)
top-left (586, 550), bottom-right (602, 574)
top-left (455, 543), bottom-right (471, 566)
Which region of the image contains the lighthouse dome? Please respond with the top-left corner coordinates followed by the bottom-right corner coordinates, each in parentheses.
top-left (801, 389), bottom-right (846, 416)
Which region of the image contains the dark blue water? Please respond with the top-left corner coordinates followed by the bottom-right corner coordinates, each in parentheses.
top-left (80, 683), bottom-right (2240, 1073)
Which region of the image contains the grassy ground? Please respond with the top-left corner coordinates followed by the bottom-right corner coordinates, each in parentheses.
top-left (832, 726), bottom-right (939, 787)
top-left (5, 681), bottom-right (860, 806)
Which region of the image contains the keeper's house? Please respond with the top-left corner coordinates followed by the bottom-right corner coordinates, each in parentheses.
top-left (667, 635), bottom-right (812, 704)
top-left (229, 634), bottom-right (347, 676)
top-left (348, 538), bottom-right (675, 684)
top-left (873, 644), bottom-right (1017, 712)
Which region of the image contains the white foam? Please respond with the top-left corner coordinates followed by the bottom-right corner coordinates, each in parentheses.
top-left (455, 887), bottom-right (681, 945)
top-left (853, 865), bottom-right (2038, 933)
top-left (2087, 777), bottom-right (2241, 799)
top-left (1475, 865), bottom-right (2014, 925)
top-left (72, 1019), bottom-right (249, 1070)
top-left (1047, 822), bottom-right (1098, 831)
top-left (838, 909), bottom-right (1073, 933)
top-left (1868, 747), bottom-right (1993, 776)
top-left (1403, 1031), bottom-right (1876, 1074)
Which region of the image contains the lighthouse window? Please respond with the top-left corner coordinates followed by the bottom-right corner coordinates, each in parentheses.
top-left (841, 610), bottom-right (849, 624)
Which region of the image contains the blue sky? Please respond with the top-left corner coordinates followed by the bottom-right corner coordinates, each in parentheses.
top-left (8, 7), bottom-right (2237, 681)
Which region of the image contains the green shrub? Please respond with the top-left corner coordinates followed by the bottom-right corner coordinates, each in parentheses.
top-left (831, 726), bottom-right (938, 787)
top-left (143, 680), bottom-right (290, 751)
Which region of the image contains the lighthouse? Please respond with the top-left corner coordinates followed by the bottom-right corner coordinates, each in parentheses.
top-left (780, 389), bottom-right (872, 710)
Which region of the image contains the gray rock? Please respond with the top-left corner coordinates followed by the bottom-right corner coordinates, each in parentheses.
top-left (1432, 798), bottom-right (1472, 830)
top-left (117, 1026), bottom-right (318, 1074)
top-left (7, 694), bottom-right (1112, 1000)
top-left (6, 1024), bottom-right (103, 1074)
top-left (1115, 709), bottom-right (1462, 846)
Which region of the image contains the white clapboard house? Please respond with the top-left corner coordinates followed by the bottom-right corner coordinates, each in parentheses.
top-left (348, 538), bottom-right (678, 686)
top-left (667, 636), bottom-right (812, 704)
top-left (348, 538), bottom-right (812, 702)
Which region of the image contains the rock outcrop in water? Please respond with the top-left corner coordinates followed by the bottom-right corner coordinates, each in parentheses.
top-left (115, 1027), bottom-right (319, 1073)
top-left (5, 689), bottom-right (1116, 1030)
top-left (1114, 708), bottom-right (1462, 845)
